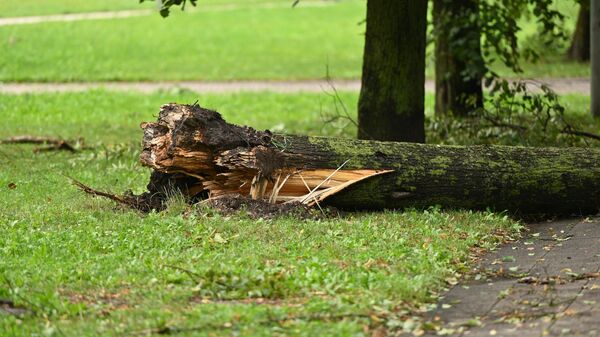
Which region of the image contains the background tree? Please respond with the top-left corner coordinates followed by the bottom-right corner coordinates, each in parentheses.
top-left (432, 0), bottom-right (566, 117)
top-left (567, 0), bottom-right (590, 62)
top-left (433, 0), bottom-right (485, 117)
top-left (357, 1), bottom-right (428, 142)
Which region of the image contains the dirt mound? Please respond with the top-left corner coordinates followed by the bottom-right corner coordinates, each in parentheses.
top-left (204, 195), bottom-right (319, 219)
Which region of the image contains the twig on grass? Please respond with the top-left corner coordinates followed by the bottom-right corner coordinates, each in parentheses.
top-left (128, 312), bottom-right (372, 336)
top-left (162, 264), bottom-right (201, 283)
top-left (0, 275), bottom-right (35, 317)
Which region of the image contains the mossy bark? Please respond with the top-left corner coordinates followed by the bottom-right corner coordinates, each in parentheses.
top-left (295, 137), bottom-right (600, 214)
top-left (567, 0), bottom-right (590, 62)
top-left (141, 104), bottom-right (600, 215)
top-left (433, 0), bottom-right (485, 117)
top-left (357, 0), bottom-right (427, 142)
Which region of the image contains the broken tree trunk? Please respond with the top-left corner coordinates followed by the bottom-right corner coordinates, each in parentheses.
top-left (139, 104), bottom-right (600, 214)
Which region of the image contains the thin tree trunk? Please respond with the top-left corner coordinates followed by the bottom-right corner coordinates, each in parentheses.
top-left (139, 104), bottom-right (600, 215)
top-left (433, 0), bottom-right (485, 117)
top-left (592, 0), bottom-right (600, 117)
top-left (567, 0), bottom-right (591, 62)
top-left (357, 0), bottom-right (428, 143)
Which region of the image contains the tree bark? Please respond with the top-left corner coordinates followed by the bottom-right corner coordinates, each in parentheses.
top-left (357, 0), bottom-right (428, 142)
top-left (592, 0), bottom-right (600, 117)
top-left (433, 0), bottom-right (485, 117)
top-left (567, 0), bottom-right (590, 62)
top-left (140, 104), bottom-right (600, 215)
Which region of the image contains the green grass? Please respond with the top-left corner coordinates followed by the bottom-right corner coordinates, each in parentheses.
top-left (0, 90), bottom-right (366, 142)
top-left (0, 90), bottom-right (522, 336)
top-left (0, 1), bottom-right (589, 82)
top-left (0, 1), bottom-right (364, 82)
top-left (1, 89), bottom-right (594, 144)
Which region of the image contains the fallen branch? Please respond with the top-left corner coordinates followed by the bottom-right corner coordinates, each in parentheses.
top-left (133, 103), bottom-right (600, 215)
top-left (560, 128), bottom-right (600, 142)
top-left (0, 135), bottom-right (78, 152)
top-left (481, 116), bottom-right (600, 142)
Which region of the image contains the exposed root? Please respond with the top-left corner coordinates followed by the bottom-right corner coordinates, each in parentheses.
top-left (71, 178), bottom-right (164, 212)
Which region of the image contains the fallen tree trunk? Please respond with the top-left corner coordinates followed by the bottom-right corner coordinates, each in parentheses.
top-left (139, 104), bottom-right (600, 214)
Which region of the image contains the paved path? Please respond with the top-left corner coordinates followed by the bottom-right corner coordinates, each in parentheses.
top-left (423, 217), bottom-right (600, 337)
top-left (0, 80), bottom-right (361, 94)
top-left (0, 78), bottom-right (591, 95)
top-left (0, 9), bottom-right (151, 26)
top-left (0, 1), bottom-right (331, 27)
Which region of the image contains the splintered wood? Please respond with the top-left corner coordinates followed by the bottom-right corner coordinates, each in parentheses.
top-left (140, 104), bottom-right (390, 206)
top-left (206, 168), bottom-right (390, 206)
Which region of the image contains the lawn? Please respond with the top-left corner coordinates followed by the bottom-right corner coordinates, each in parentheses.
top-left (0, 0), bottom-right (590, 82)
top-left (0, 1), bottom-right (595, 335)
top-left (0, 90), bottom-right (525, 336)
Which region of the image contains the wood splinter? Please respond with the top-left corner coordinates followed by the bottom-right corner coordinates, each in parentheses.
top-left (139, 103), bottom-right (600, 214)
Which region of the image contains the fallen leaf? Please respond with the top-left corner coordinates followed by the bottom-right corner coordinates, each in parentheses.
top-left (413, 329), bottom-right (425, 337)
top-left (461, 318), bottom-right (482, 327)
top-left (445, 277), bottom-right (458, 286)
top-left (213, 233), bottom-right (228, 244)
top-left (437, 328), bottom-right (456, 335)
top-left (564, 309), bottom-right (577, 316)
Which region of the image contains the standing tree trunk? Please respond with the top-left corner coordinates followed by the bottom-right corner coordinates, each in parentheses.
top-left (592, 0), bottom-right (600, 117)
top-left (567, 0), bottom-right (590, 62)
top-left (433, 0), bottom-right (485, 117)
top-left (357, 0), bottom-right (428, 143)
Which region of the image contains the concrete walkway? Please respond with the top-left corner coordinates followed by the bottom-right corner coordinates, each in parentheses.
top-left (0, 78), bottom-right (591, 95)
top-left (424, 217), bottom-right (600, 336)
top-left (0, 1), bottom-right (331, 27)
top-left (0, 10), bottom-right (151, 26)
